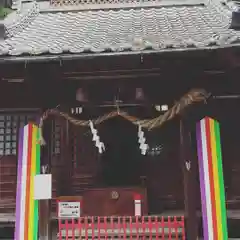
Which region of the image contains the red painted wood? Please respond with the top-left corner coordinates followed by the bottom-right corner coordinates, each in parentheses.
top-left (57, 216), bottom-right (185, 239)
top-left (81, 187), bottom-right (147, 216)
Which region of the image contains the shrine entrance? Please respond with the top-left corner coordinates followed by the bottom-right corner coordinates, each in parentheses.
top-left (83, 116), bottom-right (147, 217)
top-left (51, 88), bottom-right (206, 239)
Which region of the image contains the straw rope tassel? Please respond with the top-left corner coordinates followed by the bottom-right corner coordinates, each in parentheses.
top-left (38, 117), bottom-right (46, 146)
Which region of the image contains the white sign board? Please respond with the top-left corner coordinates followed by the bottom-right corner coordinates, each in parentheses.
top-left (34, 174), bottom-right (52, 200)
top-left (134, 199), bottom-right (141, 216)
top-left (58, 202), bottom-right (81, 219)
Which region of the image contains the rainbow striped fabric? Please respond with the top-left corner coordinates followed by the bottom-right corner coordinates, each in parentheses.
top-left (14, 123), bottom-right (41, 240)
top-left (196, 117), bottom-right (228, 240)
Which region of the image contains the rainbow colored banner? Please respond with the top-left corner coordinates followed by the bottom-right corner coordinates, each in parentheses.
top-left (14, 123), bottom-right (41, 240)
top-left (196, 117), bottom-right (228, 240)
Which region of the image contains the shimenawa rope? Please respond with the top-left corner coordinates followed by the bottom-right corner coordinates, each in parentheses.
top-left (38, 88), bottom-right (209, 145)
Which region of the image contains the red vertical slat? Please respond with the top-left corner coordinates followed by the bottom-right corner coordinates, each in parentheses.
top-left (58, 219), bottom-right (62, 240)
top-left (161, 216), bottom-right (164, 240)
top-left (123, 216), bottom-right (127, 240)
top-left (91, 216), bottom-right (95, 239)
top-left (66, 220), bottom-right (69, 240)
top-left (78, 217), bottom-right (82, 239)
top-left (155, 216), bottom-right (158, 240)
top-left (143, 216), bottom-right (146, 240)
top-left (181, 216), bottom-right (185, 240)
top-left (98, 217), bottom-right (101, 240)
top-left (117, 217), bottom-right (121, 239)
top-left (104, 216), bottom-right (107, 240)
top-left (150, 216), bottom-right (153, 240)
top-left (130, 216), bottom-right (133, 240)
top-left (168, 217), bottom-right (171, 240)
top-left (173, 216), bottom-right (178, 240)
top-left (110, 216), bottom-right (114, 239)
top-left (136, 216), bottom-right (139, 240)
top-left (85, 217), bottom-right (88, 240)
top-left (71, 218), bottom-right (75, 240)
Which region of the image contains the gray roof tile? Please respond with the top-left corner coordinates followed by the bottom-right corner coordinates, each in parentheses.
top-left (1, 0), bottom-right (240, 56)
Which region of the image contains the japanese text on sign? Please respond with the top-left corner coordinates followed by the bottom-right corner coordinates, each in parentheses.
top-left (58, 202), bottom-right (81, 219)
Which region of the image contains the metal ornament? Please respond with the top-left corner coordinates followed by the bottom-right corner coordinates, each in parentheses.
top-left (41, 164), bottom-right (49, 174)
top-left (111, 191), bottom-right (119, 200)
top-left (185, 160), bottom-right (191, 171)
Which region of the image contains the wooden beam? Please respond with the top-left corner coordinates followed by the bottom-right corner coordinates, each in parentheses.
top-left (180, 118), bottom-right (198, 239)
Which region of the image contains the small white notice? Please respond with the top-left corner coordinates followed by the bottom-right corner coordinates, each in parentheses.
top-left (58, 202), bottom-right (81, 219)
top-left (134, 199), bottom-right (142, 216)
top-left (34, 174), bottom-right (52, 200)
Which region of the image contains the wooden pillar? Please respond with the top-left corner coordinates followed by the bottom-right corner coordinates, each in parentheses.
top-left (180, 118), bottom-right (198, 240)
top-left (39, 118), bottom-right (52, 240)
top-left (39, 188), bottom-right (51, 240)
top-left (59, 118), bottom-right (72, 196)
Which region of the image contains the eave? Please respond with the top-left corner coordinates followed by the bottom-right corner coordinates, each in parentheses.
top-left (0, 43), bottom-right (240, 64)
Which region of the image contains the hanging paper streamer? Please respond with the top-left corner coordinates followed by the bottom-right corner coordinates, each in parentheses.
top-left (14, 123), bottom-right (41, 240)
top-left (89, 120), bottom-right (105, 154)
top-left (138, 125), bottom-right (148, 155)
top-left (196, 117), bottom-right (228, 240)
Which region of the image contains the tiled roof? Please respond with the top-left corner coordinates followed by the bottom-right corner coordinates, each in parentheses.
top-left (1, 0), bottom-right (240, 56)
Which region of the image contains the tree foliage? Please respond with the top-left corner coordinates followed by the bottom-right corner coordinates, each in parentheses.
top-left (0, 7), bottom-right (12, 18)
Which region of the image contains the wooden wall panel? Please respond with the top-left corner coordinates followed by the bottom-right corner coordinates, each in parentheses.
top-left (51, 155), bottom-right (62, 213)
top-left (221, 119), bottom-right (240, 210)
top-left (71, 126), bottom-right (99, 195)
top-left (50, 122), bottom-right (99, 213)
top-left (143, 147), bottom-right (185, 213)
top-left (0, 156), bottom-right (17, 214)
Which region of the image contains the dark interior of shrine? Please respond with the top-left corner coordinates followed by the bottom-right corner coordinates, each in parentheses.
top-left (99, 117), bottom-right (142, 187)
top-left (90, 113), bottom-right (183, 214)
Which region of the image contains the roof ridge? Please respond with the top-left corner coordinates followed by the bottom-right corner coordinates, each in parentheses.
top-left (4, 1), bottom-right (39, 38)
top-left (39, 0), bottom-right (206, 12)
top-left (206, 0), bottom-right (233, 23)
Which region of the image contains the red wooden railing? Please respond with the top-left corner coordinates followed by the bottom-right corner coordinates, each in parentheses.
top-left (58, 216), bottom-right (185, 239)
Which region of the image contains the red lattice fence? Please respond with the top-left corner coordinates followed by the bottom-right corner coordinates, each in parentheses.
top-left (58, 216), bottom-right (185, 239)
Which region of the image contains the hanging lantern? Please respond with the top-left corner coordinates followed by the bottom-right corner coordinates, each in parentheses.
top-left (71, 107), bottom-right (83, 115)
top-left (76, 88), bottom-right (88, 102)
top-left (155, 104), bottom-right (169, 112)
top-left (135, 88), bottom-right (145, 101)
